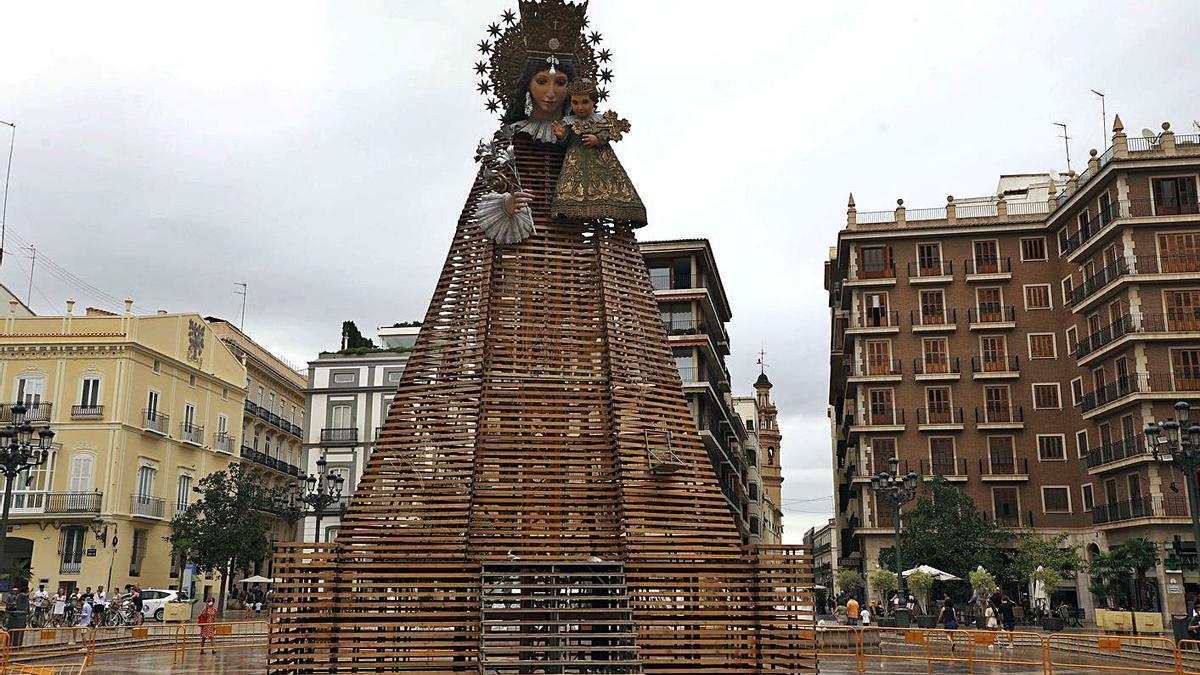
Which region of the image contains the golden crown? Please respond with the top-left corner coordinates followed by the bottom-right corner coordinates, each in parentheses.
top-left (473, 1), bottom-right (616, 117)
top-left (566, 77), bottom-right (597, 96)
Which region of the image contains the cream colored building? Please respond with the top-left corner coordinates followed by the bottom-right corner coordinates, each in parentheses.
top-left (0, 302), bottom-right (245, 596)
top-left (208, 317), bottom-right (305, 561)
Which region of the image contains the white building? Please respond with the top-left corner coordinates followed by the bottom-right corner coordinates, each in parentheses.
top-left (301, 323), bottom-right (418, 542)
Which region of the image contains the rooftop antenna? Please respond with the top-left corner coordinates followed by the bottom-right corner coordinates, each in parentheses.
top-left (756, 345), bottom-right (768, 374)
top-left (21, 243), bottom-right (35, 306)
top-left (1054, 122), bottom-right (1072, 173)
top-left (1090, 90), bottom-right (1106, 147)
top-left (0, 120), bottom-right (14, 269)
top-left (234, 282), bottom-right (247, 330)
top-left (1193, 120), bottom-right (1199, 132)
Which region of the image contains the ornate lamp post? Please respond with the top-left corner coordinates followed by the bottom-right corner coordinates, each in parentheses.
top-left (290, 454), bottom-right (345, 543)
top-left (870, 456), bottom-right (919, 624)
top-left (0, 403), bottom-right (55, 576)
top-left (1145, 401), bottom-right (1200, 574)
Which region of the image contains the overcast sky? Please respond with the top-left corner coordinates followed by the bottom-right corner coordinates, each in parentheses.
top-left (3, 1), bottom-right (1199, 542)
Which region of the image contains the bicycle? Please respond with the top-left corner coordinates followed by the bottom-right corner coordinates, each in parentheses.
top-left (28, 604), bottom-right (50, 628)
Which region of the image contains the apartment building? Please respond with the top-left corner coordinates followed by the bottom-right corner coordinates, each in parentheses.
top-left (803, 518), bottom-right (838, 612)
top-left (0, 303), bottom-right (245, 592)
top-left (827, 117), bottom-right (1200, 619)
top-left (300, 324), bottom-right (419, 542)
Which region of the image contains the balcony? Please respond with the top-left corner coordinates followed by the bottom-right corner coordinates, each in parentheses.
top-left (964, 257), bottom-right (1012, 281)
top-left (916, 407), bottom-right (964, 430)
top-left (130, 494), bottom-right (166, 519)
top-left (180, 423), bottom-right (205, 446)
top-left (850, 409), bottom-right (905, 433)
top-left (910, 308), bottom-right (957, 332)
top-left (240, 444), bottom-right (304, 478)
top-left (921, 457), bottom-right (968, 482)
top-left (970, 355), bottom-right (1020, 379)
top-left (142, 409), bottom-right (169, 435)
top-left (980, 457), bottom-right (1030, 481)
top-left (45, 492), bottom-right (102, 514)
top-left (913, 357), bottom-right (960, 380)
top-left (71, 405), bottom-right (103, 419)
top-left (1076, 315), bottom-right (1134, 359)
top-left (986, 509), bottom-right (1034, 529)
top-left (1067, 257), bottom-right (1129, 307)
top-left (213, 431), bottom-right (235, 453)
top-left (975, 405), bottom-right (1025, 429)
top-left (906, 260), bottom-right (954, 284)
top-left (245, 399), bottom-right (302, 439)
top-left (1093, 495), bottom-right (1188, 526)
top-left (1061, 198), bottom-right (1200, 259)
top-left (848, 359), bottom-right (902, 382)
top-left (60, 561), bottom-right (82, 575)
top-left (1137, 252), bottom-right (1200, 276)
top-left (1087, 435), bottom-right (1147, 470)
top-left (967, 305), bottom-right (1016, 330)
top-left (847, 310), bottom-right (900, 334)
top-left (850, 262), bottom-right (896, 284)
top-left (676, 366), bottom-right (727, 395)
top-left (0, 402), bottom-right (52, 423)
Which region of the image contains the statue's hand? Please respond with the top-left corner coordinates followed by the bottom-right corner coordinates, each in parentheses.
top-left (581, 134), bottom-right (600, 148)
top-left (504, 191), bottom-right (534, 216)
top-left (552, 122), bottom-right (566, 140)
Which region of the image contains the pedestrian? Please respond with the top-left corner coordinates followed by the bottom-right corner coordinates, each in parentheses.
top-left (846, 596), bottom-right (860, 627)
top-left (860, 603), bottom-right (872, 628)
top-left (999, 593), bottom-right (1017, 649)
top-left (198, 597), bottom-right (218, 654)
top-left (835, 601), bottom-right (848, 625)
top-left (93, 585), bottom-right (108, 616)
top-left (936, 594), bottom-right (959, 653)
top-left (76, 595), bottom-right (93, 628)
top-left (985, 600), bottom-right (999, 631)
top-left (52, 588), bottom-right (66, 626)
top-left (251, 584), bottom-right (264, 618)
top-left (1188, 604), bottom-right (1200, 640)
top-left (5, 586), bottom-right (29, 646)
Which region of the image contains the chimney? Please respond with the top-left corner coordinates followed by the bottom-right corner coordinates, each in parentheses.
top-left (124, 299), bottom-right (134, 314)
top-left (66, 299), bottom-right (75, 315)
top-left (157, 309), bottom-right (168, 316)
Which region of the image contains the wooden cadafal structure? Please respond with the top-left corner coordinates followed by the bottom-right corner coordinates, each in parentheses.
top-left (270, 132), bottom-right (814, 672)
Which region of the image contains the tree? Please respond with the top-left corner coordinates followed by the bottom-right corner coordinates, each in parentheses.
top-left (835, 569), bottom-right (864, 598)
top-left (869, 569), bottom-right (897, 614)
top-left (1087, 550), bottom-right (1128, 609)
top-left (1012, 532), bottom-right (1082, 609)
top-left (878, 477), bottom-right (1011, 579)
top-left (1120, 538), bottom-right (1158, 612)
top-left (168, 464), bottom-right (281, 617)
top-left (968, 566), bottom-right (998, 598)
top-left (907, 570), bottom-right (934, 615)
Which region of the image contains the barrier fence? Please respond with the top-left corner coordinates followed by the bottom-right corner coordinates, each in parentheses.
top-left (0, 620), bottom-right (268, 667)
top-left (817, 626), bottom-right (1200, 674)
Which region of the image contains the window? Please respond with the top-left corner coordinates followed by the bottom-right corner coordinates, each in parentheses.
top-left (188, 374), bottom-right (196, 387)
top-left (1070, 377), bottom-right (1084, 406)
top-left (11, 450), bottom-right (53, 510)
top-left (331, 403), bottom-right (353, 428)
top-left (1075, 430), bottom-right (1089, 459)
top-left (980, 336), bottom-right (1007, 371)
top-left (973, 240), bottom-right (1000, 273)
top-left (1038, 435), bottom-right (1066, 461)
top-left (1152, 177), bottom-right (1198, 216)
top-left (916, 243), bottom-right (943, 275)
top-left (865, 340), bottom-right (892, 375)
top-left (976, 287), bottom-right (1003, 322)
top-left (218, 415), bottom-right (228, 435)
top-left (136, 465), bottom-right (156, 498)
top-left (1029, 334), bottom-right (1057, 359)
top-left (988, 436), bottom-right (1015, 474)
top-left (930, 437), bottom-right (956, 476)
top-left (68, 453), bottom-right (94, 493)
top-left (146, 390), bottom-right (159, 415)
top-left (1172, 349), bottom-right (1200, 390)
top-left (749, 516), bottom-right (761, 535)
top-left (859, 245), bottom-right (893, 279)
top-left (129, 528), bottom-right (148, 576)
top-left (153, 359), bottom-right (161, 373)
top-left (1128, 474), bottom-right (1143, 503)
top-left (332, 373), bottom-right (355, 385)
top-left (1082, 484), bottom-right (1095, 512)
top-left (1021, 237), bottom-right (1047, 261)
top-left (922, 338), bottom-right (950, 374)
top-left (871, 438), bottom-right (896, 474)
top-left (183, 403), bottom-right (196, 430)
top-left (1159, 233), bottom-right (1200, 272)
top-left (80, 377), bottom-right (101, 407)
top-left (992, 487), bottom-right (1020, 526)
top-left (748, 482), bottom-right (759, 501)
top-left (252, 428), bottom-right (260, 451)
top-left (1061, 276), bottom-right (1074, 306)
top-left (648, 265), bottom-right (670, 290)
top-left (1042, 487), bottom-right (1071, 513)
top-left (1077, 208), bottom-right (1092, 232)
top-left (867, 389), bottom-right (895, 425)
top-left (257, 386), bottom-right (264, 405)
top-left (291, 405), bottom-right (298, 422)
top-left (1032, 383), bottom-right (1061, 409)
top-left (268, 392), bottom-right (275, 413)
top-left (15, 374), bottom-right (46, 406)
top-left (1024, 284), bottom-right (1052, 310)
top-left (1065, 325), bottom-right (1078, 354)
top-left (925, 387), bottom-right (952, 423)
top-left (177, 475), bottom-right (192, 511)
top-left (983, 385), bottom-right (1012, 421)
top-left (1166, 290), bottom-right (1200, 331)
top-left (863, 292), bottom-right (890, 326)
top-left (919, 290), bottom-right (946, 325)
top-left (62, 527), bottom-right (86, 572)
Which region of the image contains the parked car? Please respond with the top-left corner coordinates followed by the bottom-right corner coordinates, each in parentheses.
top-left (140, 588), bottom-right (190, 622)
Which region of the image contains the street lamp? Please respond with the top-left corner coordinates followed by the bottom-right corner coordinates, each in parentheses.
top-left (1145, 401), bottom-right (1200, 576)
top-left (0, 402), bottom-right (55, 577)
top-left (290, 454), bottom-right (346, 543)
top-left (870, 456), bottom-right (919, 624)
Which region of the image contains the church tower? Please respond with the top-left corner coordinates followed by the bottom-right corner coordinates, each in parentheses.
top-left (756, 370), bottom-right (785, 540)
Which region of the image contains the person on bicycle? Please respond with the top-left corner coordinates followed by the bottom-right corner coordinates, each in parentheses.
top-left (51, 589), bottom-right (66, 626)
top-left (93, 585), bottom-right (108, 615)
top-left (131, 585), bottom-right (144, 617)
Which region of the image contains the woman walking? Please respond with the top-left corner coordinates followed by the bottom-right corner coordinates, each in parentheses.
top-left (198, 597), bottom-right (218, 654)
top-left (936, 594), bottom-right (959, 653)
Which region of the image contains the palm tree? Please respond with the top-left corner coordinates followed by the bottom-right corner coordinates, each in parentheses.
top-left (1120, 538), bottom-right (1158, 612)
top-left (1087, 550), bottom-right (1128, 609)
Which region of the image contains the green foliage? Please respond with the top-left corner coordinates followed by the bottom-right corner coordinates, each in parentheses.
top-left (324, 345), bottom-right (413, 356)
top-left (168, 465), bottom-right (283, 613)
top-left (1085, 538), bottom-right (1157, 611)
top-left (907, 570), bottom-right (934, 615)
top-left (341, 321), bottom-right (376, 350)
top-left (968, 567), bottom-right (998, 596)
top-left (869, 570), bottom-right (897, 612)
top-left (1011, 533), bottom-right (1082, 585)
top-left (835, 569), bottom-right (864, 595)
top-left (4, 559), bottom-right (33, 589)
top-left (877, 477), bottom-right (1011, 579)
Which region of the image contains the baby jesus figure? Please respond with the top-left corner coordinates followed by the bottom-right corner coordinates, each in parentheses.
top-left (550, 78), bottom-right (647, 226)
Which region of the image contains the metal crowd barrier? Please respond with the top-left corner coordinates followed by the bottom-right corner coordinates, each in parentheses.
top-left (1046, 633), bottom-right (1178, 674)
top-left (0, 620), bottom-right (268, 667)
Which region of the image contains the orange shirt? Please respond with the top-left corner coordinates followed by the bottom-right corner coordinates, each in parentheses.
top-left (847, 598), bottom-right (860, 619)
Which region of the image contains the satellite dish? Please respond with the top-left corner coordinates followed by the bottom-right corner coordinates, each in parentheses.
top-left (1142, 128), bottom-right (1157, 139)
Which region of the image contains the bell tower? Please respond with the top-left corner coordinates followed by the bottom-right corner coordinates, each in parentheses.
top-left (755, 370), bottom-right (784, 539)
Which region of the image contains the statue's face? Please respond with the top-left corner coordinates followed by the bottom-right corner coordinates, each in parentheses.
top-left (528, 69), bottom-right (568, 119)
top-left (570, 94), bottom-right (594, 117)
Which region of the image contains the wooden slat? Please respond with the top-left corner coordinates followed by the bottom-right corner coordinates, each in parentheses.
top-left (269, 133), bottom-right (815, 673)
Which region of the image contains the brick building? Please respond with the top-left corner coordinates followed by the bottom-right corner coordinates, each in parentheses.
top-left (827, 117), bottom-right (1200, 619)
